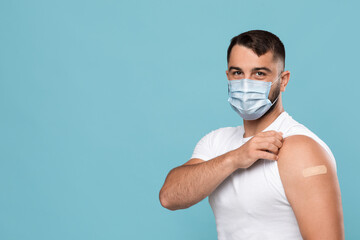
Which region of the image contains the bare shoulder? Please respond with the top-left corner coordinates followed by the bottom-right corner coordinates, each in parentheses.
top-left (277, 134), bottom-right (337, 198)
top-left (277, 135), bottom-right (344, 239)
top-left (278, 135), bottom-right (333, 168)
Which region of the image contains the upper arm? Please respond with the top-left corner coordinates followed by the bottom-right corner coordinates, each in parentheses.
top-left (277, 135), bottom-right (344, 240)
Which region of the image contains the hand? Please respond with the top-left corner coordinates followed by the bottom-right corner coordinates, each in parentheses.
top-left (230, 130), bottom-right (283, 169)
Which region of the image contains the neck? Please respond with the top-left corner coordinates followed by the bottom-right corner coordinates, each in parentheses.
top-left (243, 96), bottom-right (285, 138)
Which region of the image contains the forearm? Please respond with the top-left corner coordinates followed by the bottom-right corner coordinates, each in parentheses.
top-left (159, 151), bottom-right (236, 210)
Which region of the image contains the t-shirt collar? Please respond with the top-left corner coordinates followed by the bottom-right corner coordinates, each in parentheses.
top-left (242, 111), bottom-right (288, 142)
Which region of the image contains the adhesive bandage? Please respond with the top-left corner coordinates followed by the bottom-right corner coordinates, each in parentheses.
top-left (302, 165), bottom-right (327, 177)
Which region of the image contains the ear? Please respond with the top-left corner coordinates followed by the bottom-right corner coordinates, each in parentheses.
top-left (280, 70), bottom-right (290, 92)
top-left (226, 69), bottom-right (230, 80)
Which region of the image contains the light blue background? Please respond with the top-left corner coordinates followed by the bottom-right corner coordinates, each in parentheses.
top-left (0, 0), bottom-right (359, 239)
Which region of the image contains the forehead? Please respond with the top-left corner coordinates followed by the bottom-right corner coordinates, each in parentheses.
top-left (228, 45), bottom-right (280, 70)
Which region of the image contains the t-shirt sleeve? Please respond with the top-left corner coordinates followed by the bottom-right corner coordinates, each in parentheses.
top-left (190, 130), bottom-right (215, 161)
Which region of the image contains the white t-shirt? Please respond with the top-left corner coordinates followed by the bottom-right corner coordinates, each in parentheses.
top-left (191, 111), bottom-right (337, 240)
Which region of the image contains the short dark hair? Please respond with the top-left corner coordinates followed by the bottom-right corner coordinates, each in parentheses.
top-left (227, 30), bottom-right (285, 69)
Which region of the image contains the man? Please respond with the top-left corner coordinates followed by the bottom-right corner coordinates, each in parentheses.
top-left (159, 30), bottom-right (344, 239)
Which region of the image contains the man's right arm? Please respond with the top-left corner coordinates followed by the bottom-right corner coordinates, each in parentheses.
top-left (159, 130), bottom-right (283, 211)
top-left (159, 153), bottom-right (236, 211)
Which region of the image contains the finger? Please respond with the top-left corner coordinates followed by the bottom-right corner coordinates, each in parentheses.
top-left (257, 142), bottom-right (280, 154)
top-left (258, 131), bottom-right (283, 140)
top-left (257, 130), bottom-right (279, 137)
top-left (260, 136), bottom-right (283, 149)
top-left (257, 150), bottom-right (278, 161)
top-left (272, 132), bottom-right (284, 143)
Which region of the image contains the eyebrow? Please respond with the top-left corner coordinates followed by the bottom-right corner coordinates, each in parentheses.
top-left (228, 66), bottom-right (272, 73)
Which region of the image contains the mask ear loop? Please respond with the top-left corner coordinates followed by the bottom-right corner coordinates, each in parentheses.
top-left (271, 94), bottom-right (280, 105)
top-left (270, 71), bottom-right (283, 104)
top-left (271, 71), bottom-right (283, 86)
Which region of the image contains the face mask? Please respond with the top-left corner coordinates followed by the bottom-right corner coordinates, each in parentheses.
top-left (227, 75), bottom-right (281, 120)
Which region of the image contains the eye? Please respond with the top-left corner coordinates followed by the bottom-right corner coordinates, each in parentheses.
top-left (256, 71), bottom-right (266, 76)
top-left (233, 71), bottom-right (242, 75)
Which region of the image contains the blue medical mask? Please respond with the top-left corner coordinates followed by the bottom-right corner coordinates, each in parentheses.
top-left (227, 75), bottom-right (281, 120)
